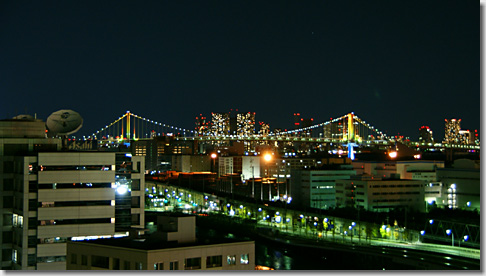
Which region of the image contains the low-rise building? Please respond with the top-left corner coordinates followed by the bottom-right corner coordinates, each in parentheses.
top-left (66, 214), bottom-right (255, 271)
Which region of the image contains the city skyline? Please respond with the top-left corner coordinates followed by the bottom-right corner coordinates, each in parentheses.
top-left (0, 1), bottom-right (479, 140)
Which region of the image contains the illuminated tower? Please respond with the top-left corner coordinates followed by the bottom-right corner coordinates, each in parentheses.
top-left (444, 119), bottom-right (461, 144)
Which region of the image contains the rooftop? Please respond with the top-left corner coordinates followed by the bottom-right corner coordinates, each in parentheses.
top-left (69, 232), bottom-right (252, 251)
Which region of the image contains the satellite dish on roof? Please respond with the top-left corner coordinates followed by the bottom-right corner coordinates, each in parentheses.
top-left (46, 109), bottom-right (83, 136)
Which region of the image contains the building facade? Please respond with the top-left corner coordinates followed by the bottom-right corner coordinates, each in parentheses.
top-left (335, 175), bottom-right (426, 212)
top-left (352, 160), bottom-right (444, 180)
top-left (290, 164), bottom-right (356, 209)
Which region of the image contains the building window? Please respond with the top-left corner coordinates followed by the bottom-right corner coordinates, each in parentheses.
top-left (71, 254), bottom-right (77, 265)
top-left (12, 250), bottom-right (17, 263)
top-left (131, 196), bottom-right (140, 208)
top-left (206, 255), bottom-right (222, 268)
top-left (124, 260), bottom-right (130, 270)
top-left (113, 258), bottom-right (120, 270)
top-left (154, 262), bottom-right (164, 270)
top-left (2, 231), bottom-right (12, 244)
top-left (37, 256), bottom-right (66, 263)
top-left (170, 261), bottom-right (179, 270)
top-left (132, 179), bottom-right (140, 191)
top-left (91, 255), bottom-right (109, 269)
top-left (13, 214), bottom-right (23, 228)
top-left (81, 255), bottom-right (87, 266)
top-left (135, 262), bottom-right (142, 270)
top-left (240, 254), bottom-right (249, 265)
top-left (2, 249), bottom-right (12, 262)
top-left (227, 255), bottom-right (236, 265)
top-left (28, 254), bottom-right (36, 266)
top-left (184, 257), bottom-right (201, 270)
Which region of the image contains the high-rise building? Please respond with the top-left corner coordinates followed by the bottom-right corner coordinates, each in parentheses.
top-left (208, 111), bottom-right (255, 137)
top-left (444, 119), bottom-right (462, 144)
top-left (443, 119), bottom-right (478, 145)
top-left (323, 118), bottom-right (345, 140)
top-left (195, 114), bottom-right (210, 136)
top-left (236, 112), bottom-right (255, 136)
top-left (211, 113), bottom-right (230, 136)
top-left (258, 122), bottom-right (269, 137)
top-left (293, 113), bottom-right (313, 137)
top-left (418, 126), bottom-right (434, 144)
top-left (0, 117), bottom-right (145, 270)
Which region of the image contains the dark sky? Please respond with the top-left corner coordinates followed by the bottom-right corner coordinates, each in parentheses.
top-left (0, 1), bottom-right (479, 140)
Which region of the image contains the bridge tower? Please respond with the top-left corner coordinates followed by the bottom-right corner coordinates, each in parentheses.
top-left (347, 113), bottom-right (356, 160)
top-left (347, 113), bottom-right (355, 142)
top-left (126, 111), bottom-right (131, 140)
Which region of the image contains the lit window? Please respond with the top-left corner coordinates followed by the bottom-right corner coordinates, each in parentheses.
top-left (227, 255), bottom-right (236, 265)
top-left (240, 254), bottom-right (249, 265)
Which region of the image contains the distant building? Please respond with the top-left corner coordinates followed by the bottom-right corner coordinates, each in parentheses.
top-left (258, 122), bottom-right (270, 137)
top-left (290, 163), bottom-right (356, 209)
top-left (335, 175), bottom-right (426, 212)
top-left (443, 119), bottom-right (476, 145)
top-left (131, 136), bottom-right (195, 171)
top-left (66, 214), bottom-right (255, 270)
top-left (352, 160), bottom-right (444, 180)
top-left (219, 156), bottom-right (260, 179)
top-left (195, 114), bottom-right (210, 136)
top-left (235, 112), bottom-right (255, 136)
top-left (418, 126), bottom-right (434, 144)
top-left (293, 113), bottom-right (314, 137)
top-left (211, 113), bottom-right (230, 136)
top-left (436, 159), bottom-right (480, 211)
top-left (323, 118), bottom-right (345, 140)
top-left (172, 155), bottom-right (211, 173)
top-left (209, 111), bottom-right (256, 137)
top-left (444, 119), bottom-right (461, 144)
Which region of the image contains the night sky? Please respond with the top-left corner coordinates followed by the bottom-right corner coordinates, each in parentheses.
top-left (0, 1), bottom-right (479, 140)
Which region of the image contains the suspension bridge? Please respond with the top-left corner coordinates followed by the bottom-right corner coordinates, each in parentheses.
top-left (86, 111), bottom-right (390, 142)
top-left (81, 111), bottom-right (479, 152)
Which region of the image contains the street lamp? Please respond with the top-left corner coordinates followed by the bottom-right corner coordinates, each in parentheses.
top-left (264, 153), bottom-right (272, 162)
top-left (446, 229), bottom-right (454, 247)
top-left (211, 153), bottom-right (217, 174)
top-left (263, 153), bottom-right (273, 201)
